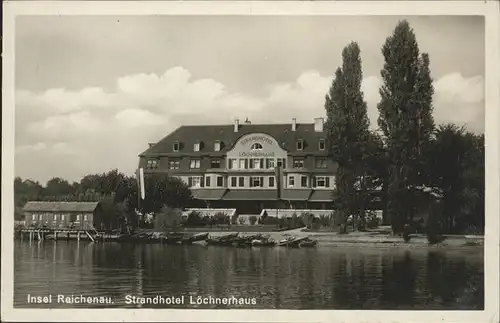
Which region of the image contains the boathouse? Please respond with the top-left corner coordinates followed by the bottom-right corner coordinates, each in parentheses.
top-left (23, 201), bottom-right (103, 230)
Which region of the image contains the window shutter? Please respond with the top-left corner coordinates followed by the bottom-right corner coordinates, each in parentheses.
top-left (260, 177), bottom-right (264, 187)
top-left (188, 177), bottom-right (193, 187)
top-left (200, 177), bottom-right (205, 187)
top-left (312, 177), bottom-right (317, 188)
top-left (250, 178), bottom-right (253, 188)
top-left (245, 159), bottom-right (248, 169)
top-left (326, 177), bottom-right (330, 187)
top-left (260, 159), bottom-right (264, 169)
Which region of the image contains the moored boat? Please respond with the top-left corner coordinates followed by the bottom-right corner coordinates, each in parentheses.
top-left (251, 236), bottom-right (276, 247)
top-left (206, 232), bottom-right (239, 246)
top-left (181, 232), bottom-right (209, 244)
top-left (298, 239), bottom-right (318, 248)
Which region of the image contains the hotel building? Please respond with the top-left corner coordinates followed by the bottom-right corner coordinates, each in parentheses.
top-left (138, 117), bottom-right (343, 214)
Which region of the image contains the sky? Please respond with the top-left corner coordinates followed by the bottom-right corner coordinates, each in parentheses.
top-left (14, 15), bottom-right (485, 184)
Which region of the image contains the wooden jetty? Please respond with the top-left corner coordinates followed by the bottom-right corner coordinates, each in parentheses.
top-left (20, 228), bottom-right (98, 242)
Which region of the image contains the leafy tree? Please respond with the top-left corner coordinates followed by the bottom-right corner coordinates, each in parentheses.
top-left (426, 124), bottom-right (484, 233)
top-left (44, 177), bottom-right (73, 197)
top-left (324, 42), bottom-right (371, 232)
top-left (123, 173), bottom-right (192, 215)
top-left (377, 20), bottom-right (435, 233)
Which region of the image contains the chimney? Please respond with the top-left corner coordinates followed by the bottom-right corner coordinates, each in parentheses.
top-left (234, 118), bottom-right (239, 132)
top-left (314, 117), bottom-right (324, 132)
top-left (148, 143), bottom-right (155, 148)
top-left (291, 118), bottom-right (297, 131)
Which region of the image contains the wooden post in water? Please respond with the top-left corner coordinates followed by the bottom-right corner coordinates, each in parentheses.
top-left (54, 231), bottom-right (58, 241)
top-left (77, 231), bottom-right (80, 242)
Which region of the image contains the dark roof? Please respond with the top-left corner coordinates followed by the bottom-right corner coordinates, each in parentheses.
top-left (191, 189), bottom-right (227, 200)
top-left (140, 122), bottom-right (326, 157)
top-left (222, 189), bottom-right (277, 201)
top-left (281, 189), bottom-right (312, 201)
top-left (308, 190), bottom-right (334, 202)
top-left (23, 201), bottom-right (99, 213)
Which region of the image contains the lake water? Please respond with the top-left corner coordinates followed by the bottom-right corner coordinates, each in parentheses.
top-left (13, 240), bottom-right (484, 310)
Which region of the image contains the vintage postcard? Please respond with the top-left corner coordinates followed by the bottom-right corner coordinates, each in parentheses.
top-left (2, 1), bottom-right (499, 322)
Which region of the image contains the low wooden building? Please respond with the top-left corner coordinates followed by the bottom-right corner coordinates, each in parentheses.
top-left (23, 201), bottom-right (103, 230)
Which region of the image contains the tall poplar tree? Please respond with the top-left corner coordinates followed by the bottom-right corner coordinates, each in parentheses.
top-left (377, 20), bottom-right (435, 234)
top-left (325, 42), bottom-right (370, 232)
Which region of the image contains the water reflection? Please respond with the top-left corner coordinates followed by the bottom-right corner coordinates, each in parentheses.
top-left (14, 241), bottom-right (484, 309)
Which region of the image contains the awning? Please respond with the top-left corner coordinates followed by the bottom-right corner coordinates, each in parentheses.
top-left (308, 190), bottom-right (334, 202)
top-left (222, 189), bottom-right (277, 201)
top-left (191, 189), bottom-right (227, 200)
top-left (280, 189), bottom-right (312, 201)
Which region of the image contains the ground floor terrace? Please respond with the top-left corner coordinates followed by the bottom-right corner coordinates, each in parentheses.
top-left (188, 188), bottom-right (383, 215)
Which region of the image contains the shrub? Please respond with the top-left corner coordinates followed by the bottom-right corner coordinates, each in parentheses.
top-left (185, 211), bottom-right (203, 227)
top-left (249, 215), bottom-right (258, 225)
top-left (213, 212), bottom-right (228, 225)
top-left (238, 217), bottom-right (246, 225)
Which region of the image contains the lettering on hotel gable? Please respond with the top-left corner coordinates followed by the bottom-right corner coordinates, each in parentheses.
top-left (239, 135), bottom-right (275, 158)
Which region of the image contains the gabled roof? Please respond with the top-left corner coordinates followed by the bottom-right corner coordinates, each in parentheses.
top-left (23, 201), bottom-right (99, 213)
top-left (140, 122), bottom-right (326, 157)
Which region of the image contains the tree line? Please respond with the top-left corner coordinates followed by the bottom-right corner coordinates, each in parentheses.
top-left (14, 171), bottom-right (193, 229)
top-left (324, 20), bottom-right (484, 235)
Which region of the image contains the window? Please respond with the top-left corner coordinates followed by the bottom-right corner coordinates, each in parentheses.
top-left (76, 215), bottom-right (81, 221)
top-left (314, 176), bottom-right (330, 188)
top-left (169, 160), bottom-right (180, 170)
top-left (190, 159), bottom-right (201, 169)
top-left (214, 141), bottom-right (221, 152)
top-left (146, 159), bottom-right (159, 169)
top-left (277, 158), bottom-right (286, 169)
top-left (238, 177), bottom-right (245, 187)
top-left (216, 176), bottom-right (224, 187)
top-left (250, 176), bottom-right (264, 187)
top-left (173, 142), bottom-right (180, 152)
top-left (39, 214), bottom-right (43, 221)
top-left (319, 139), bottom-right (325, 150)
top-left (211, 159), bottom-right (221, 169)
top-left (188, 176), bottom-right (202, 187)
top-left (301, 176), bottom-right (308, 188)
top-left (293, 159), bottom-right (304, 168)
top-left (251, 143), bottom-right (263, 150)
top-left (249, 158), bottom-right (263, 169)
top-left (288, 176), bottom-right (295, 187)
top-left (205, 176), bottom-right (211, 187)
top-left (297, 139), bottom-right (304, 150)
top-left (53, 214), bottom-right (58, 221)
top-left (268, 176), bottom-right (275, 187)
top-left (61, 214), bottom-right (66, 221)
top-left (194, 142), bottom-right (200, 152)
top-left (84, 214), bottom-right (88, 221)
top-left (239, 159), bottom-right (247, 169)
top-left (315, 157), bottom-right (327, 169)
top-left (266, 158), bottom-right (275, 169)
top-left (231, 177), bottom-right (237, 187)
top-left (228, 159), bottom-right (237, 169)
top-left (32, 214), bottom-right (36, 221)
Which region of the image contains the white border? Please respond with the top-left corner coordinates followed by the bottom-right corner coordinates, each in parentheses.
top-left (2, 1), bottom-right (499, 322)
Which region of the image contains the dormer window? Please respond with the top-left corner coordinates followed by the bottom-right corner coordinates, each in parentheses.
top-left (250, 143), bottom-right (263, 151)
top-left (319, 139), bottom-right (325, 151)
top-left (173, 141), bottom-right (179, 152)
top-left (214, 141), bottom-right (221, 152)
top-left (194, 142), bottom-right (200, 152)
top-left (296, 139), bottom-right (304, 151)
